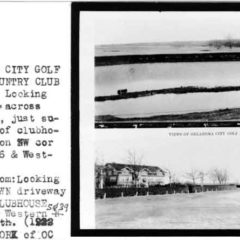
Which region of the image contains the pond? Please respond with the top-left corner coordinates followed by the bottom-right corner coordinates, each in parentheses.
top-left (96, 91), bottom-right (240, 118)
top-left (95, 62), bottom-right (240, 117)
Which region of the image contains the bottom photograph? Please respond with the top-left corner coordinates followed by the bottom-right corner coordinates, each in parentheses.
top-left (94, 130), bottom-right (240, 229)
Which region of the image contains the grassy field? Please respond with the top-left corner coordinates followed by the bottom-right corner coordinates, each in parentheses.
top-left (96, 189), bottom-right (240, 229)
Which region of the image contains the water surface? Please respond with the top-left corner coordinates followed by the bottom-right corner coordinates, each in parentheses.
top-left (96, 91), bottom-right (240, 118)
top-left (96, 62), bottom-right (240, 96)
top-left (95, 62), bottom-right (240, 117)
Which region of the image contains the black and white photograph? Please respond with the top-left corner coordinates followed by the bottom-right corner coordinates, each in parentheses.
top-left (76, 3), bottom-right (240, 236)
top-left (94, 130), bottom-right (240, 229)
top-left (95, 11), bottom-right (240, 128)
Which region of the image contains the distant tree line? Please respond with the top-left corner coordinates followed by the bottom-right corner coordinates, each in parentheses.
top-left (208, 36), bottom-right (240, 49)
top-left (184, 168), bottom-right (229, 185)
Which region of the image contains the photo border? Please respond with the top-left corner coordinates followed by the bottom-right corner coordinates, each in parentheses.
top-left (71, 1), bottom-right (240, 236)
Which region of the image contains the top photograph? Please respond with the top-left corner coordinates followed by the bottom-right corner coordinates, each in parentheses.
top-left (94, 11), bottom-right (240, 128)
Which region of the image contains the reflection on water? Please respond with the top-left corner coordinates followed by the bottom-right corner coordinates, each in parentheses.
top-left (95, 62), bottom-right (240, 117)
top-left (95, 62), bottom-right (240, 96)
top-left (95, 43), bottom-right (240, 57)
top-left (95, 92), bottom-right (240, 118)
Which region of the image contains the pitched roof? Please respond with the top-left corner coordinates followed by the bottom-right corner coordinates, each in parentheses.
top-left (105, 162), bottom-right (165, 174)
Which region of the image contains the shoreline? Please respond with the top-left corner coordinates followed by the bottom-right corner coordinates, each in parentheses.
top-left (95, 108), bottom-right (240, 123)
top-left (95, 52), bottom-right (240, 66)
top-left (95, 86), bottom-right (240, 102)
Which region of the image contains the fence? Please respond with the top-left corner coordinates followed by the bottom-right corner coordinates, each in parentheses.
top-left (95, 184), bottom-right (237, 199)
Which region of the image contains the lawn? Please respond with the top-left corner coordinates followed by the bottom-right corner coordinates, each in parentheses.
top-left (96, 189), bottom-right (240, 229)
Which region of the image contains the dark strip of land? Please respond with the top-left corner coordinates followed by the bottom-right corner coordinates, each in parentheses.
top-left (95, 121), bottom-right (240, 128)
top-left (95, 108), bottom-right (240, 122)
top-left (95, 86), bottom-right (240, 102)
top-left (95, 52), bottom-right (240, 66)
top-left (95, 108), bottom-right (240, 128)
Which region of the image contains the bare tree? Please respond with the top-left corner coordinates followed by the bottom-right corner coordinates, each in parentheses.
top-left (213, 168), bottom-right (223, 184)
top-left (208, 169), bottom-right (217, 184)
top-left (127, 149), bottom-right (143, 165)
top-left (126, 149), bottom-right (144, 186)
top-left (209, 168), bottom-right (229, 185)
top-left (222, 169), bottom-right (229, 184)
top-left (164, 168), bottom-right (176, 186)
top-left (184, 169), bottom-right (200, 185)
top-left (198, 171), bottom-right (207, 187)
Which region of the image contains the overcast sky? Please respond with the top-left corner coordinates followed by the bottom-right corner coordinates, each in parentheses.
top-left (92, 12), bottom-right (240, 45)
top-left (95, 129), bottom-right (240, 183)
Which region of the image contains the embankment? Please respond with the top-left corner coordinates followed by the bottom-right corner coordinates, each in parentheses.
top-left (95, 86), bottom-right (240, 102)
top-left (95, 52), bottom-right (240, 66)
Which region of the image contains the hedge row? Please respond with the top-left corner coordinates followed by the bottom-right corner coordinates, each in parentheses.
top-left (95, 184), bottom-right (236, 199)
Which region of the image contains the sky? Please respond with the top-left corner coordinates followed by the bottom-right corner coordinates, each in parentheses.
top-left (92, 11), bottom-right (240, 45)
top-left (95, 129), bottom-right (240, 184)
